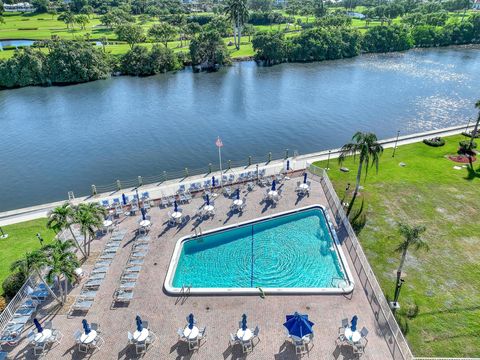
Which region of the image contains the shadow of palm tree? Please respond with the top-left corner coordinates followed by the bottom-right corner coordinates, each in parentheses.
top-left (349, 200), bottom-right (367, 235)
top-left (464, 162), bottom-right (480, 181)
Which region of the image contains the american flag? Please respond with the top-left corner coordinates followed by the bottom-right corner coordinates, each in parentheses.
top-left (215, 136), bottom-right (223, 148)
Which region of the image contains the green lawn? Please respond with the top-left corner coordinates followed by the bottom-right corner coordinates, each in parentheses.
top-left (0, 218), bottom-right (55, 294)
top-left (314, 134), bottom-right (480, 358)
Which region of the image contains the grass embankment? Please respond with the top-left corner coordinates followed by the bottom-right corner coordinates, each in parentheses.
top-left (314, 134), bottom-right (480, 357)
top-left (0, 218), bottom-right (55, 293)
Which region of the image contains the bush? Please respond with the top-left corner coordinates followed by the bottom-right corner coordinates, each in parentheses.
top-left (461, 131), bottom-right (480, 138)
top-left (459, 140), bottom-right (477, 149)
top-left (423, 137), bottom-right (445, 147)
top-left (2, 272), bottom-right (26, 300)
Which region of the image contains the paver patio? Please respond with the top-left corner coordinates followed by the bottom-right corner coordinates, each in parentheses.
top-left (5, 174), bottom-right (398, 360)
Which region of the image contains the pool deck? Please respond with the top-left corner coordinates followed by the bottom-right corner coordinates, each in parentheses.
top-left (5, 174), bottom-right (398, 359)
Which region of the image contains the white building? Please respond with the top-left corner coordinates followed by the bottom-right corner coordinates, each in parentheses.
top-left (3, 2), bottom-right (36, 12)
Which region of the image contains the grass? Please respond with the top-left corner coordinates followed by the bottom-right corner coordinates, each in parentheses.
top-left (0, 218), bottom-right (56, 294)
top-left (313, 134), bottom-right (480, 358)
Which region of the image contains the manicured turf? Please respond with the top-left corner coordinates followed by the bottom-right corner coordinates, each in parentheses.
top-left (0, 218), bottom-right (55, 294)
top-left (313, 134), bottom-right (480, 358)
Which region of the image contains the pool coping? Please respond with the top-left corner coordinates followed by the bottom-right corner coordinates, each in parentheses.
top-left (164, 204), bottom-right (355, 295)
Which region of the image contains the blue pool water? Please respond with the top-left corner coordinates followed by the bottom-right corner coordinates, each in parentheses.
top-left (172, 208), bottom-right (347, 288)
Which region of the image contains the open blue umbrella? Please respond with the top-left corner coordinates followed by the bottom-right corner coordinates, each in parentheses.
top-left (351, 315), bottom-right (358, 332)
top-left (283, 312), bottom-right (314, 339)
top-left (188, 314), bottom-right (195, 330)
top-left (241, 314), bottom-right (247, 331)
top-left (236, 189), bottom-right (240, 200)
top-left (206, 195), bottom-right (210, 206)
top-left (303, 173), bottom-right (307, 184)
top-left (141, 207), bottom-right (146, 220)
top-left (122, 193), bottom-right (127, 205)
top-left (174, 200), bottom-right (178, 212)
top-left (82, 319), bottom-right (91, 335)
top-left (287, 160), bottom-right (290, 171)
top-left (33, 318), bottom-right (43, 333)
top-left (136, 315), bottom-right (143, 332)
top-left (212, 176), bottom-right (216, 187)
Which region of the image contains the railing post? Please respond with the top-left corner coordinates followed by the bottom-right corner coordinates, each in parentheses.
top-left (248, 156), bottom-right (252, 166)
top-left (184, 168), bottom-right (189, 178)
top-left (228, 160), bottom-right (231, 170)
top-left (137, 176), bottom-right (143, 186)
top-left (116, 180), bottom-right (121, 191)
top-left (91, 185), bottom-right (97, 196)
top-left (208, 163), bottom-right (212, 173)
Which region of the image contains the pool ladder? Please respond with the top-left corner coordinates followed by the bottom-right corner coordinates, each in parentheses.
top-left (180, 284), bottom-right (192, 296)
top-left (194, 227), bottom-right (203, 238)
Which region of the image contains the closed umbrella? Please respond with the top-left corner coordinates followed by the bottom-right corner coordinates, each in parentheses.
top-left (283, 312), bottom-right (314, 339)
top-left (122, 193), bottom-right (127, 205)
top-left (82, 319), bottom-right (91, 335)
top-left (271, 180), bottom-right (276, 191)
top-left (188, 314), bottom-right (195, 330)
top-left (241, 314), bottom-right (247, 331)
top-left (141, 207), bottom-right (146, 221)
top-left (136, 315), bottom-right (143, 332)
top-left (236, 189), bottom-right (240, 200)
top-left (212, 176), bottom-right (216, 187)
top-left (206, 195), bottom-right (210, 206)
top-left (174, 200), bottom-right (178, 213)
top-left (303, 173), bottom-right (307, 184)
top-left (33, 318), bottom-right (43, 333)
top-left (351, 315), bottom-right (358, 332)
top-left (287, 160), bottom-right (290, 171)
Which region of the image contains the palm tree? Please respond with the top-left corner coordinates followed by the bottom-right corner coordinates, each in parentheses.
top-left (224, 0), bottom-right (249, 50)
top-left (468, 99), bottom-right (480, 150)
top-left (47, 203), bottom-right (86, 259)
top-left (74, 203), bottom-right (106, 256)
top-left (43, 240), bottom-right (79, 303)
top-left (10, 251), bottom-right (62, 305)
top-left (338, 132), bottom-right (384, 215)
top-left (394, 223), bottom-right (428, 302)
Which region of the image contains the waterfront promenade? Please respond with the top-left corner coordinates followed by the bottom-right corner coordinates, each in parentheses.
top-left (0, 123), bottom-right (473, 227)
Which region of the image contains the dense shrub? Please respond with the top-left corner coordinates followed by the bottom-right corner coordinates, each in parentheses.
top-left (459, 140), bottom-right (477, 149)
top-left (190, 30), bottom-right (231, 72)
top-left (120, 45), bottom-right (181, 76)
top-left (187, 14), bottom-right (214, 26)
top-left (362, 25), bottom-right (414, 53)
top-left (248, 11), bottom-right (287, 25)
top-left (252, 32), bottom-right (288, 65)
top-left (423, 137), bottom-right (445, 147)
top-left (2, 272), bottom-right (26, 300)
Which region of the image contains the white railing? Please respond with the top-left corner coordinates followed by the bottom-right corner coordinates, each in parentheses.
top-left (307, 163), bottom-right (414, 360)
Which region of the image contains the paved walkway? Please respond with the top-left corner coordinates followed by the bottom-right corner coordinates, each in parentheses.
top-left (5, 174), bottom-right (396, 359)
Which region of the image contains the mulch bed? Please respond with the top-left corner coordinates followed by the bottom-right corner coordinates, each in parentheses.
top-left (448, 155), bottom-right (476, 163)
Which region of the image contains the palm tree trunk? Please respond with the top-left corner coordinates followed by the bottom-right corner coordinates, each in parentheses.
top-left (468, 115), bottom-right (479, 149)
top-left (36, 269), bottom-right (62, 305)
top-left (68, 225), bottom-right (87, 258)
top-left (63, 278), bottom-right (68, 303)
top-left (233, 24), bottom-right (237, 49)
top-left (347, 160), bottom-right (363, 216)
top-left (237, 23), bottom-right (242, 50)
top-left (83, 231), bottom-right (87, 256)
top-left (397, 248), bottom-right (408, 279)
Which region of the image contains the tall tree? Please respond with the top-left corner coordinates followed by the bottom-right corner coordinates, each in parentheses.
top-left (58, 12), bottom-right (75, 30)
top-left (468, 99), bottom-right (480, 150)
top-left (338, 132), bottom-right (384, 215)
top-left (43, 240), bottom-right (79, 303)
top-left (395, 223), bottom-right (428, 299)
top-left (10, 251), bottom-right (62, 304)
top-left (224, 0), bottom-right (249, 50)
top-left (74, 203), bottom-right (106, 256)
top-left (148, 22), bottom-right (177, 48)
top-left (115, 23), bottom-right (146, 49)
top-left (47, 203), bottom-right (86, 259)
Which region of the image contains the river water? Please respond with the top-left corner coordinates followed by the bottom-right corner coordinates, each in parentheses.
top-left (1, 46), bottom-right (479, 211)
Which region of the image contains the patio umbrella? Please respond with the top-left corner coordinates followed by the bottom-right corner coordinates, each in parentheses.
top-left (82, 319), bottom-right (91, 335)
top-left (303, 173), bottom-right (307, 184)
top-left (271, 180), bottom-right (276, 191)
top-left (351, 315), bottom-right (358, 332)
top-left (283, 312), bottom-right (314, 339)
top-left (174, 200), bottom-right (178, 213)
top-left (206, 195), bottom-right (210, 206)
top-left (212, 176), bottom-right (216, 187)
top-left (122, 193), bottom-right (127, 205)
top-left (136, 315), bottom-right (143, 332)
top-left (241, 314), bottom-right (247, 331)
top-left (188, 314), bottom-right (195, 330)
top-left (33, 318), bottom-right (43, 333)
top-left (236, 189), bottom-right (240, 200)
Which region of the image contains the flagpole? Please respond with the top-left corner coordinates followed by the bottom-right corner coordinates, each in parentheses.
top-left (218, 140), bottom-right (223, 188)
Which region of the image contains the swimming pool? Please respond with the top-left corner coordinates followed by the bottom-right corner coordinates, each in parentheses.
top-left (164, 205), bottom-right (354, 295)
